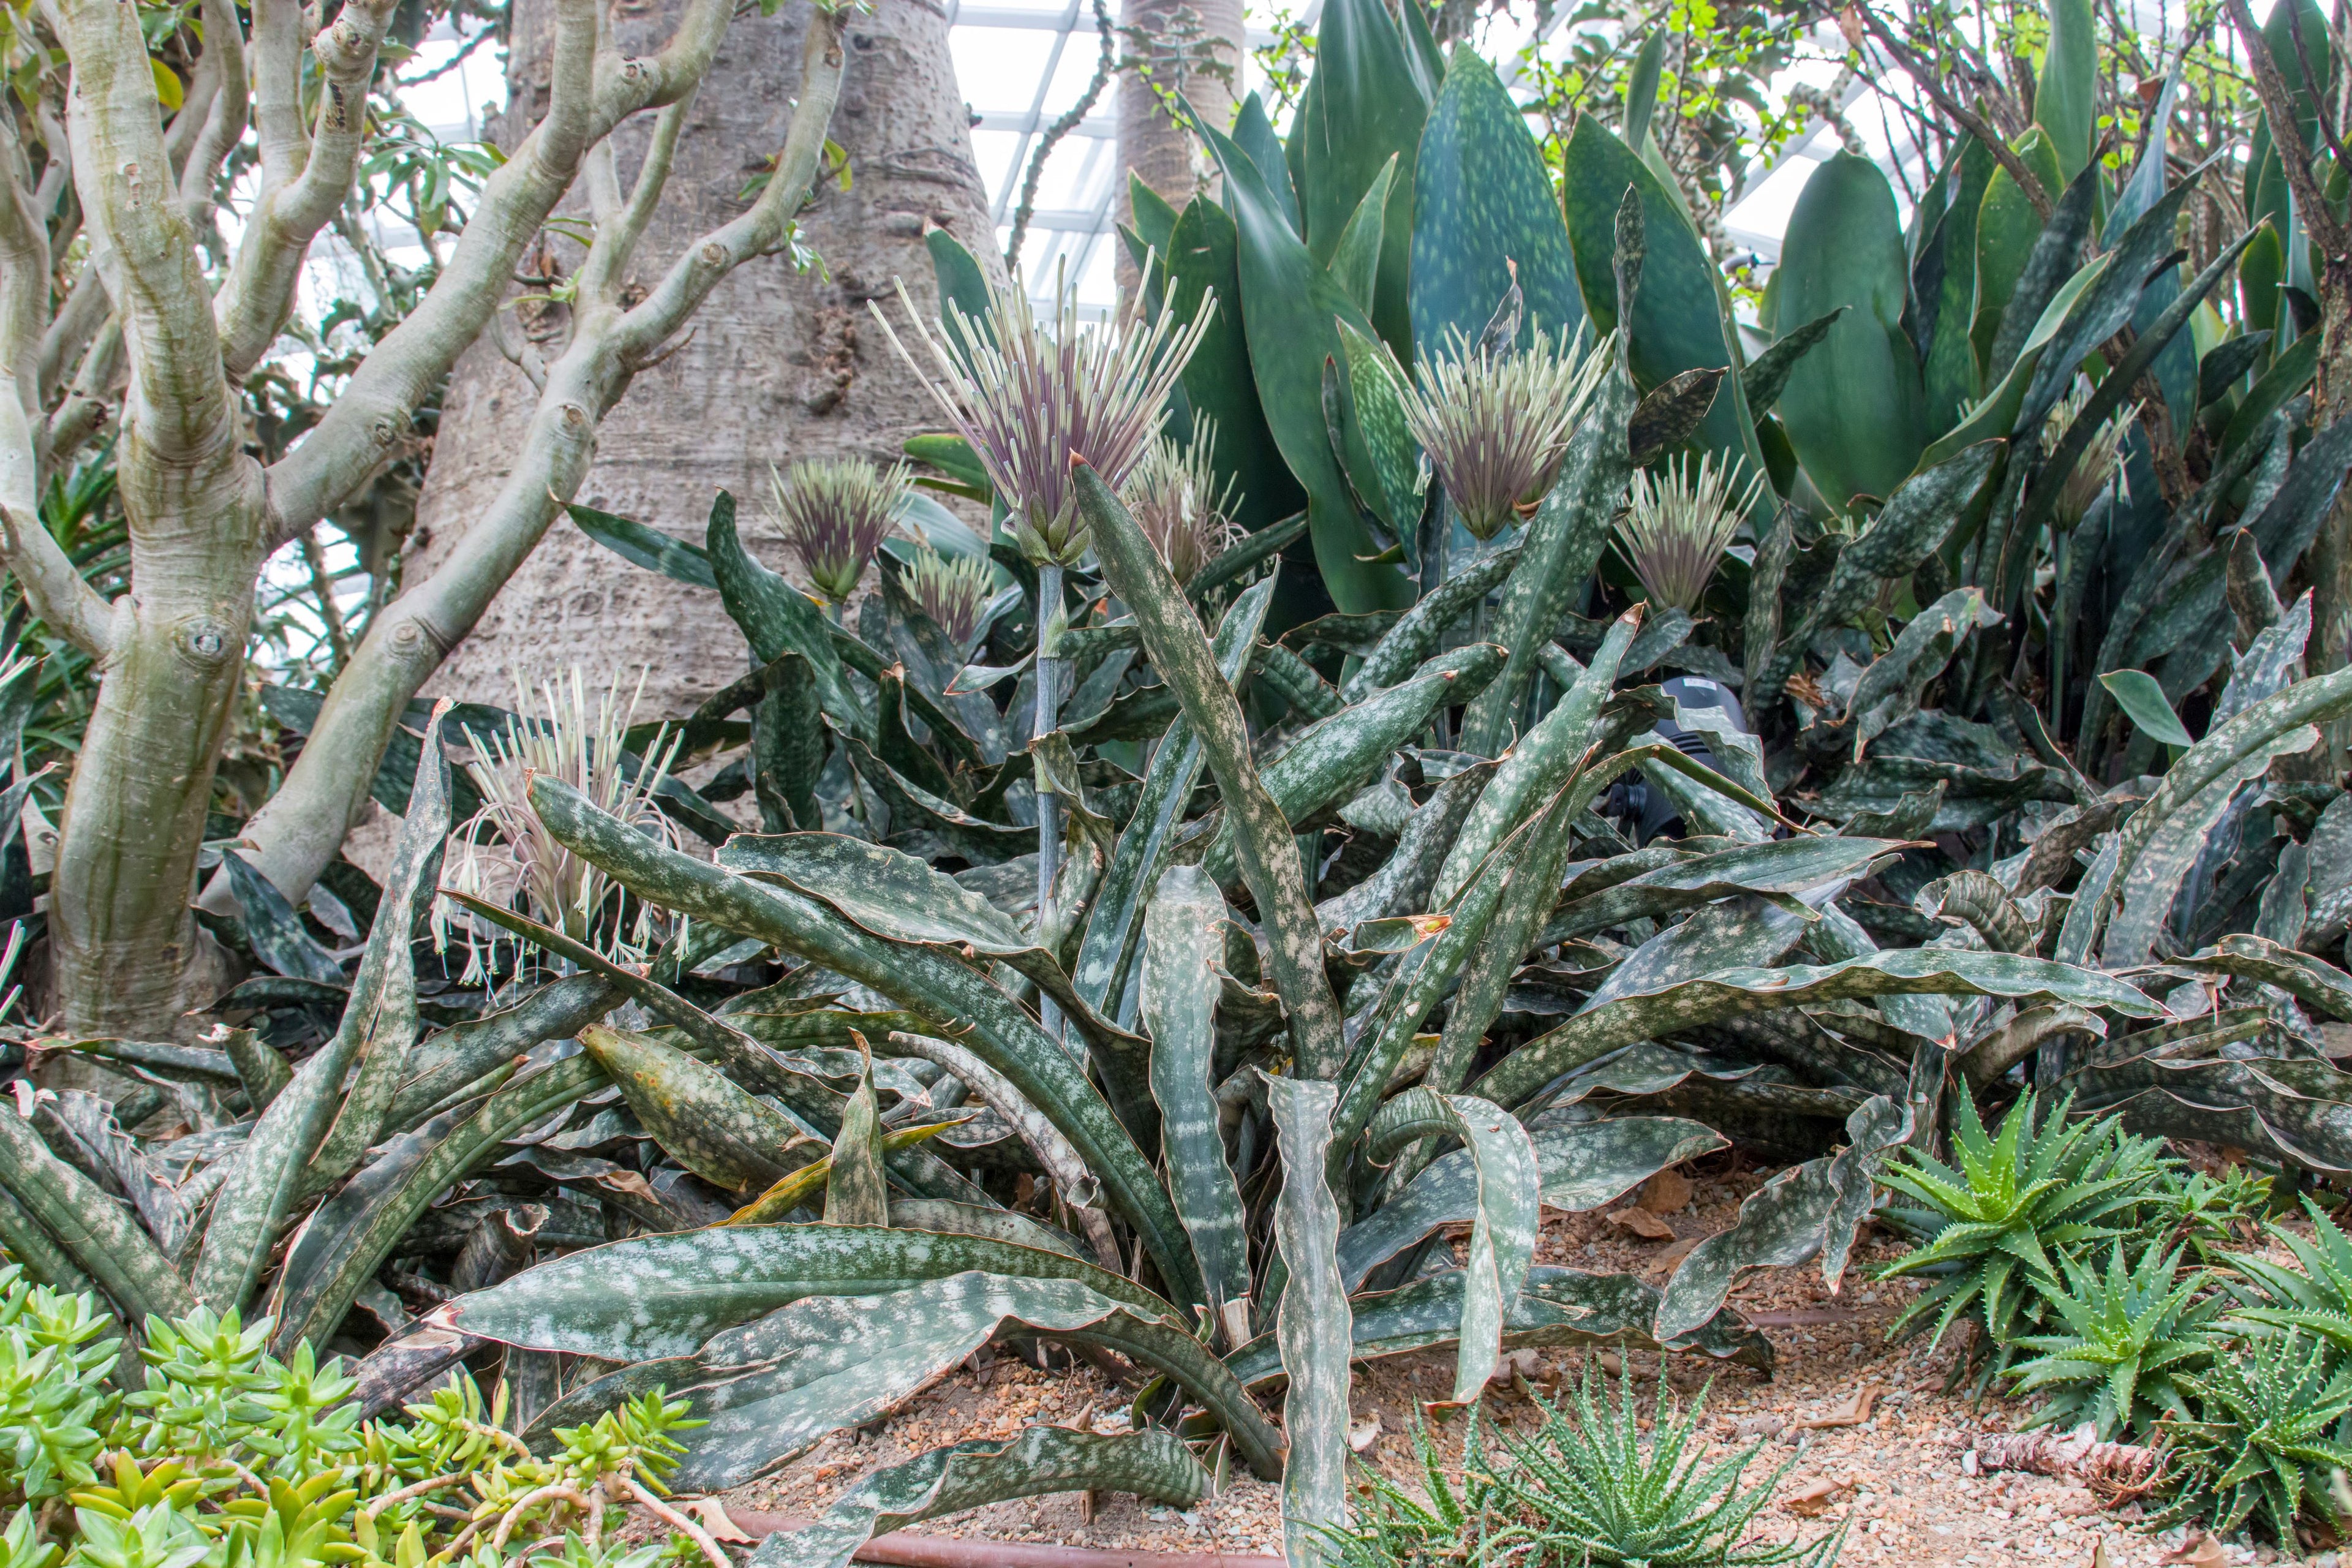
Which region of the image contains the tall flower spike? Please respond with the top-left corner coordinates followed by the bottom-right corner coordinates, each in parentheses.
top-left (443, 668), bottom-right (684, 984)
top-left (1121, 416), bottom-right (1242, 586)
top-left (768, 457), bottom-right (910, 606)
top-left (2041, 379), bottom-right (2136, 530)
top-left (902, 544), bottom-right (996, 649)
top-left (1616, 453), bottom-right (1766, 612)
top-left (1385, 322), bottom-right (1610, 541)
top-left (871, 261), bottom-right (1213, 567)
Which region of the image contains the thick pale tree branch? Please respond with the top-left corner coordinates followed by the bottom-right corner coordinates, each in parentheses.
top-left (216, 0), bottom-right (399, 377)
top-left (2223, 0), bottom-right (2351, 260)
top-left (576, 88), bottom-right (695, 307)
top-left (251, 0), bottom-right (311, 190)
top-left (59, 0), bottom-right (235, 466)
top-left (45, 317), bottom-right (122, 469)
top-left (261, 0), bottom-right (736, 541)
top-left (37, 268), bottom-right (108, 406)
top-left (215, 4), bottom-right (851, 912)
top-left (173, 0), bottom-right (250, 235)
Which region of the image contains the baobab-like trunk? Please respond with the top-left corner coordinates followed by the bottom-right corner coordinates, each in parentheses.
top-left (398, 0), bottom-right (1001, 722)
top-left (1116, 0), bottom-right (1242, 284)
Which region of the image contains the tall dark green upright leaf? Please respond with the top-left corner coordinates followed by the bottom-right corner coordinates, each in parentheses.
top-left (1295, 0), bottom-right (1428, 354)
top-left (1923, 140), bottom-right (1995, 433)
top-left (1163, 197), bottom-right (1302, 533)
top-left (1972, 131), bottom-right (2065, 375)
top-left (1558, 117), bottom-right (1761, 474)
top-left (2034, 0), bottom-right (2097, 179)
top-left (1409, 48), bottom-right (1585, 357)
top-left (924, 228), bottom-right (995, 355)
top-left (1191, 113), bottom-right (1414, 611)
top-left (1231, 91), bottom-right (1300, 235)
top-left (1774, 151), bottom-right (1926, 511)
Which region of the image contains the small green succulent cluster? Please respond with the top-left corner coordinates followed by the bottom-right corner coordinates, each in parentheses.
top-left (0, 1265), bottom-right (706, 1568)
top-left (1324, 1367), bottom-right (1842, 1568)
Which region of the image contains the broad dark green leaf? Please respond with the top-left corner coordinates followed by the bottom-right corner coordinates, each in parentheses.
top-left (1295, 0), bottom-right (1427, 352)
top-left (567, 503), bottom-right (719, 589)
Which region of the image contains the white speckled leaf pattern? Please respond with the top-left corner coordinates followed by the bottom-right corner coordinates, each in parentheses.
top-left (1541, 837), bottom-right (1902, 946)
top-left (1653, 1095), bottom-right (1910, 1341)
top-left (1267, 1074), bottom-right (1350, 1567)
top-left (745, 1424), bottom-right (1208, 1568)
top-left (1141, 866), bottom-right (1252, 1324)
top-left (1476, 948), bottom-right (2160, 1108)
top-left (1341, 1115), bottom-right (1724, 1291)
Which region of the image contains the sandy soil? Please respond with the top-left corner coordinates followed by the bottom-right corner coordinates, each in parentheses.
top-left (718, 1162), bottom-right (2339, 1567)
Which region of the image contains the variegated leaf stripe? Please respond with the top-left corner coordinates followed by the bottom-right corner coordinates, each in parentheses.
top-left (524, 772), bottom-right (1205, 1308)
top-left (1344, 1116), bottom-right (1725, 1292)
top-left (1653, 1095), bottom-right (1910, 1341)
top-left (1267, 1074), bottom-right (1350, 1567)
top-left (1141, 866), bottom-right (1253, 1336)
top-left (1539, 836), bottom-right (1904, 949)
top-left (1074, 462), bottom-right (1347, 1080)
top-left (2058, 666), bottom-right (2352, 965)
top-left (1438, 605), bottom-right (1643, 908)
top-left (745, 1424), bottom-right (1208, 1568)
top-left (0, 1095), bottom-right (192, 1322)
top-left (1073, 577), bottom-right (1275, 1017)
top-left (195, 702), bottom-right (451, 1311)
top-left (1476, 948), bottom-right (2162, 1110)
top-left (1224, 1264), bottom-right (1774, 1389)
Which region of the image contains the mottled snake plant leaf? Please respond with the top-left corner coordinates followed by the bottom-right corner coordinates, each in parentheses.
top-left (706, 491), bottom-right (865, 736)
top-left (2167, 934), bottom-right (2352, 1023)
top-left (271, 1050), bottom-right (608, 1355)
top-left (823, 1049), bottom-right (889, 1225)
top-left (221, 851), bottom-right (347, 987)
top-left (745, 1425), bottom-right (1210, 1568)
top-left (1074, 461), bottom-right (1346, 1082)
top-left (195, 701), bottom-right (451, 1311)
top-left (1074, 578), bottom-right (1273, 1021)
top-left (580, 1023), bottom-right (827, 1194)
top-left (524, 772), bottom-right (1205, 1307)
top-left (1359, 1087), bottom-right (1539, 1402)
top-left (1741, 307), bottom-right (1844, 417)
top-left (1345, 544), bottom-right (1520, 698)
top-left (1654, 1095), bottom-right (1911, 1341)
top-left (1408, 47), bottom-right (1585, 357)
top-left (1539, 836), bottom-right (1903, 948)
top-left (1224, 1265), bottom-right (1773, 1389)
top-left (1141, 867), bottom-right (1251, 1340)
top-left (567, 502), bottom-right (720, 589)
top-left (564, 1271), bottom-right (1275, 1493)
top-left (1267, 1074), bottom-right (1351, 1565)
top-left (1476, 948), bottom-right (2160, 1110)
top-left (0, 1096), bottom-right (193, 1324)
top-left (1340, 1117), bottom-right (1725, 1292)
top-left (2058, 667), bottom-right (2352, 965)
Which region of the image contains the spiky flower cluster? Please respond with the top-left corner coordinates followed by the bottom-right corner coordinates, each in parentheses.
top-left (1120, 417), bottom-right (1241, 586)
top-left (2041, 379), bottom-right (2136, 529)
top-left (1386, 323), bottom-right (1607, 541)
top-left (902, 545), bottom-right (996, 647)
top-left (1615, 453), bottom-right (1765, 612)
top-left (873, 267), bottom-right (1212, 567)
top-left (445, 669), bottom-right (682, 978)
top-left (769, 457), bottom-right (910, 606)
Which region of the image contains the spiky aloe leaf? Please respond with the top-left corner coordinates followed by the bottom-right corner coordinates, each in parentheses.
top-left (1356, 1088), bottom-right (1538, 1401)
top-left (1268, 1074), bottom-right (1350, 1564)
top-left (195, 703), bottom-right (451, 1310)
top-left (523, 772), bottom-right (1205, 1308)
top-left (1475, 949), bottom-right (2159, 1110)
top-left (1072, 577), bottom-right (1274, 1019)
top-left (271, 1050), bottom-right (607, 1355)
top-left (744, 1425), bottom-right (1209, 1568)
top-left (1654, 1096), bottom-right (1910, 1342)
top-left (2058, 666), bottom-right (2352, 965)
top-left (1072, 460), bottom-right (1345, 1080)
top-left (1225, 1265), bottom-right (1773, 1389)
top-left (1141, 867), bottom-right (1250, 1340)
top-left (1342, 1117), bottom-right (1725, 1292)
top-left (0, 1098), bottom-right (192, 1323)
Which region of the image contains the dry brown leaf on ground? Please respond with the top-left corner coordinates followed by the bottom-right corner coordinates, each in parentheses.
top-left (1638, 1167), bottom-right (1694, 1213)
top-left (2160, 1532), bottom-right (2225, 1568)
top-left (684, 1501), bottom-right (753, 1544)
top-left (1795, 1386), bottom-right (1879, 1429)
top-left (1607, 1207), bottom-right (1676, 1240)
top-left (1348, 1416), bottom-right (1382, 1453)
top-left (1783, 1478), bottom-right (1849, 1516)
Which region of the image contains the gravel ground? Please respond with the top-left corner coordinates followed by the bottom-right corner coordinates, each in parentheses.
top-left (717, 1160), bottom-right (2335, 1566)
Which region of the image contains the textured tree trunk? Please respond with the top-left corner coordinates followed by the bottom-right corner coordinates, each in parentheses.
top-left (405, 0), bottom-right (1001, 722)
top-left (1114, 0), bottom-right (1241, 288)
